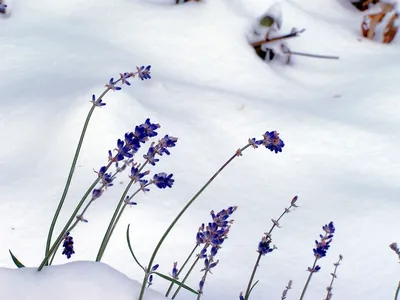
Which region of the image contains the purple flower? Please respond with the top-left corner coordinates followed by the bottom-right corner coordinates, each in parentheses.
top-left (106, 78), bottom-right (122, 91)
top-left (258, 236), bottom-right (274, 255)
top-left (171, 262), bottom-right (179, 279)
top-left (262, 131), bottom-right (285, 153)
top-left (91, 188), bottom-right (103, 200)
top-left (91, 94), bottom-right (106, 107)
top-left (137, 65), bottom-right (151, 80)
top-left (143, 144), bottom-right (160, 166)
top-left (152, 173), bottom-right (174, 189)
top-left (62, 232), bottom-right (75, 259)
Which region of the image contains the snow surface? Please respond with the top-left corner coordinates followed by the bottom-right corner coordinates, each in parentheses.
top-left (0, 0), bottom-right (400, 299)
top-left (0, 261), bottom-right (166, 300)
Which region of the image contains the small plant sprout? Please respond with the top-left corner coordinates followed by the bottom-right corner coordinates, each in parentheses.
top-left (242, 196), bottom-right (298, 300)
top-left (324, 254), bottom-right (343, 300)
top-left (390, 242), bottom-right (400, 300)
top-left (299, 221), bottom-right (336, 300)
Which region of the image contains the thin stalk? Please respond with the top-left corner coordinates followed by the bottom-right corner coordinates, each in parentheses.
top-left (44, 104), bottom-right (96, 262)
top-left (395, 281), bottom-right (400, 300)
top-left (137, 144), bottom-right (251, 300)
top-left (96, 184), bottom-right (149, 261)
top-left (38, 178), bottom-right (100, 271)
top-left (197, 269), bottom-right (210, 300)
top-left (299, 258), bottom-right (318, 300)
top-left (48, 199), bottom-right (94, 265)
top-left (324, 255), bottom-right (342, 300)
top-left (171, 255), bottom-right (201, 299)
top-left (95, 180), bottom-right (134, 261)
top-left (244, 254), bottom-right (262, 300)
top-left (166, 244), bottom-right (199, 297)
top-left (244, 202), bottom-right (296, 299)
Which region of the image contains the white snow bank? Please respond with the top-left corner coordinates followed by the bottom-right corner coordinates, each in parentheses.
top-left (0, 261), bottom-right (166, 300)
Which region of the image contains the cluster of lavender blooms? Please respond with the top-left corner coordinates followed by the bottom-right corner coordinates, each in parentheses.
top-left (61, 232), bottom-right (75, 259)
top-left (62, 119), bottom-right (177, 259)
top-left (309, 221), bottom-right (335, 273)
top-left (197, 206), bottom-right (237, 297)
top-left (248, 131), bottom-right (285, 153)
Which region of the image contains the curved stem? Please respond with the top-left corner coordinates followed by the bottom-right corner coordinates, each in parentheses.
top-left (394, 281), bottom-right (400, 300)
top-left (48, 199), bottom-right (94, 265)
top-left (244, 254), bottom-right (262, 300)
top-left (38, 178), bottom-right (100, 271)
top-left (137, 144), bottom-right (251, 300)
top-left (166, 244), bottom-right (199, 297)
top-left (96, 185), bottom-right (147, 261)
top-left (95, 180), bottom-right (134, 262)
top-left (244, 202), bottom-right (296, 299)
top-left (44, 104), bottom-right (96, 262)
top-left (299, 258), bottom-right (318, 300)
top-left (171, 255), bottom-right (201, 299)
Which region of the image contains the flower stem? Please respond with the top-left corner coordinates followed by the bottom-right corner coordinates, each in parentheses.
top-left (48, 199), bottom-right (94, 265)
top-left (244, 202), bottom-right (296, 299)
top-left (324, 255), bottom-right (342, 300)
top-left (166, 244), bottom-right (199, 297)
top-left (394, 281), bottom-right (400, 300)
top-left (171, 254), bottom-right (201, 299)
top-left (299, 258), bottom-right (318, 300)
top-left (244, 253), bottom-right (262, 300)
top-left (96, 162), bottom-right (149, 262)
top-left (197, 269), bottom-right (210, 300)
top-left (96, 185), bottom-right (148, 261)
top-left (44, 104), bottom-right (96, 263)
top-left (38, 177), bottom-right (101, 271)
top-left (137, 144), bottom-right (251, 300)
top-left (95, 179), bottom-right (134, 261)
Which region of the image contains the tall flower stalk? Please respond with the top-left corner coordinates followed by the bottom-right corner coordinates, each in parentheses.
top-left (96, 134), bottom-right (178, 262)
top-left (137, 131), bottom-right (285, 300)
top-left (242, 196), bottom-right (298, 300)
top-left (39, 67), bottom-right (152, 270)
top-left (299, 221), bottom-right (336, 300)
top-left (324, 254), bottom-right (343, 300)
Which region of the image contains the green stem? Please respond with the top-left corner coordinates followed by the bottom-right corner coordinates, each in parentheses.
top-left (96, 179), bottom-right (134, 262)
top-left (48, 199), bottom-right (94, 265)
top-left (166, 244), bottom-right (199, 297)
top-left (137, 144), bottom-right (251, 300)
top-left (96, 184), bottom-right (147, 261)
top-left (44, 104), bottom-right (96, 262)
top-left (299, 258), bottom-right (318, 300)
top-left (171, 255), bottom-right (201, 299)
top-left (38, 178), bottom-right (100, 271)
top-left (244, 202), bottom-right (295, 299)
top-left (196, 268), bottom-right (210, 300)
top-left (394, 281), bottom-right (400, 300)
top-left (244, 254), bottom-right (262, 300)
top-left (324, 255), bottom-right (342, 300)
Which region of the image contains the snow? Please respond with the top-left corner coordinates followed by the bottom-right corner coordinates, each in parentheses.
top-left (0, 0), bottom-right (399, 299)
top-left (0, 261), bottom-right (167, 299)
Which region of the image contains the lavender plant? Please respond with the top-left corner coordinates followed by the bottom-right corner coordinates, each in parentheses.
top-left (34, 66), bottom-right (152, 270)
top-left (240, 196), bottom-right (298, 300)
top-left (390, 242), bottom-right (400, 300)
top-left (324, 254), bottom-right (343, 300)
top-left (299, 221), bottom-right (336, 300)
top-left (137, 131), bottom-right (285, 300)
top-left (168, 206), bottom-right (237, 299)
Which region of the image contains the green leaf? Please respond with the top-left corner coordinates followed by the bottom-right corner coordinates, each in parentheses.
top-left (245, 280), bottom-right (259, 300)
top-left (126, 224), bottom-right (144, 271)
top-left (9, 250), bottom-right (25, 268)
top-left (153, 271), bottom-right (199, 295)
